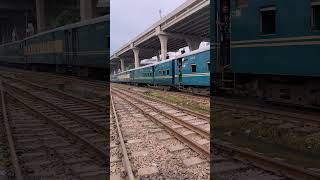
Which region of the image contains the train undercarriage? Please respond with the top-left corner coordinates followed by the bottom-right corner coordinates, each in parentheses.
top-left (216, 73), bottom-right (320, 108)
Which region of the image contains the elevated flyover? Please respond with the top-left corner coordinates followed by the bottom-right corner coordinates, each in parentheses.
top-left (0, 0), bottom-right (109, 44)
top-left (110, 0), bottom-right (210, 72)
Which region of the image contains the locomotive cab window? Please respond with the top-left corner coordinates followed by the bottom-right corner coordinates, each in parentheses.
top-left (260, 7), bottom-right (276, 34)
top-left (312, 1), bottom-right (320, 30)
top-left (191, 64), bottom-right (197, 73)
top-left (207, 62), bottom-right (211, 72)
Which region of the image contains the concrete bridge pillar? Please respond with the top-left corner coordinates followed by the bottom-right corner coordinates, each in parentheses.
top-left (36, 0), bottom-right (46, 32)
top-left (158, 34), bottom-right (168, 60)
top-left (80, 0), bottom-right (98, 21)
top-left (120, 58), bottom-right (125, 72)
top-left (132, 48), bottom-right (140, 68)
top-left (186, 38), bottom-right (202, 51)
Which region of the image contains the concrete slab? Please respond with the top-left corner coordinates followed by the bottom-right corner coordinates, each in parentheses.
top-left (149, 129), bottom-right (163, 133)
top-left (132, 114), bottom-right (144, 118)
top-left (171, 125), bottom-right (183, 129)
top-left (157, 134), bottom-right (172, 141)
top-left (160, 119), bottom-right (171, 123)
top-left (180, 115), bottom-right (196, 121)
top-left (183, 157), bottom-right (206, 167)
top-left (172, 113), bottom-right (186, 117)
top-left (149, 112), bottom-right (158, 116)
top-left (127, 139), bottom-right (142, 144)
top-left (110, 142), bottom-right (117, 149)
top-left (110, 156), bottom-right (121, 163)
top-left (167, 145), bottom-right (187, 152)
top-left (138, 118), bottom-right (148, 122)
top-left (165, 110), bottom-right (179, 114)
top-left (197, 139), bottom-right (210, 145)
top-left (181, 130), bottom-right (195, 136)
top-left (138, 166), bottom-right (159, 176)
top-left (132, 151), bottom-right (148, 157)
top-left (110, 174), bottom-right (122, 180)
top-left (192, 121), bottom-right (207, 126)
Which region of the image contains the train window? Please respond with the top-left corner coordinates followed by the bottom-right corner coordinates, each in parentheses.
top-left (167, 70), bottom-right (170, 75)
top-left (312, 1), bottom-right (320, 30)
top-left (191, 64), bottom-right (197, 73)
top-left (207, 62), bottom-right (211, 72)
top-left (260, 7), bottom-right (276, 34)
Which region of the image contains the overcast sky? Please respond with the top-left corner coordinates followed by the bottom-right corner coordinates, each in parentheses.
top-left (110, 0), bottom-right (188, 54)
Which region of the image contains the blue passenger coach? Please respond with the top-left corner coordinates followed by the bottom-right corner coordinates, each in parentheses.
top-left (213, 0), bottom-right (320, 107)
top-left (111, 47), bottom-right (211, 94)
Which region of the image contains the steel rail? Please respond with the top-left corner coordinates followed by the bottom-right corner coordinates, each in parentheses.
top-left (0, 74), bottom-right (105, 112)
top-left (111, 95), bottom-right (135, 180)
top-left (111, 90), bottom-right (210, 159)
top-left (0, 83), bottom-right (23, 180)
top-left (112, 88), bottom-right (209, 139)
top-left (213, 98), bottom-right (320, 126)
top-left (4, 87), bottom-right (107, 161)
top-left (214, 140), bottom-right (320, 180)
top-left (3, 82), bottom-right (106, 134)
top-left (0, 67), bottom-right (106, 90)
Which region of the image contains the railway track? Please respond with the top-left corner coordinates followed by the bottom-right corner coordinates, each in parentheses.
top-left (212, 140), bottom-right (320, 180)
top-left (111, 87), bottom-right (210, 158)
top-left (0, 78), bottom-right (108, 179)
top-left (110, 95), bottom-right (135, 180)
top-left (113, 83), bottom-right (209, 107)
top-left (110, 91), bottom-right (210, 179)
top-left (111, 84), bottom-right (320, 179)
top-left (0, 67), bottom-right (106, 93)
top-left (114, 83), bottom-right (320, 128)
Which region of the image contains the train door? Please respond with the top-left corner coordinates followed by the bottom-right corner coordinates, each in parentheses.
top-left (171, 60), bottom-right (175, 86)
top-left (64, 29), bottom-right (78, 69)
top-left (152, 66), bottom-right (155, 85)
top-left (64, 30), bottom-right (72, 69)
top-left (177, 58), bottom-right (183, 85)
top-left (71, 29), bottom-right (78, 66)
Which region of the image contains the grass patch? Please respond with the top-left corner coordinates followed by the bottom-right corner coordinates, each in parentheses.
top-left (146, 92), bottom-right (209, 115)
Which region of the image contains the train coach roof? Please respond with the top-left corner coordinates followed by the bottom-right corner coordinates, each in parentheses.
top-left (118, 46), bottom-right (210, 74)
top-left (24, 15), bottom-right (110, 41)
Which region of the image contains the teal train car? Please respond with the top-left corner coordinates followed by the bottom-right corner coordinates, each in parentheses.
top-left (111, 47), bottom-right (211, 95)
top-left (214, 0), bottom-right (320, 107)
top-left (0, 15), bottom-right (109, 79)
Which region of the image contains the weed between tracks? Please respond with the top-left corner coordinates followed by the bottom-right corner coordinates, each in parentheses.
top-left (145, 92), bottom-right (209, 115)
top-left (213, 111), bottom-right (320, 169)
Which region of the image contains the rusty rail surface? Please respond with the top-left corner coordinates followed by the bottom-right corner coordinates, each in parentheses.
top-left (0, 82), bottom-right (23, 180)
top-left (214, 140), bottom-right (320, 180)
top-left (111, 95), bottom-right (135, 180)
